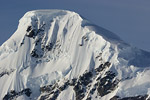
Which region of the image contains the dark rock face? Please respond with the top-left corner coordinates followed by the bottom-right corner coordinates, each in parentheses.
top-left (45, 43), bottom-right (54, 51)
top-left (38, 61), bottom-right (120, 100)
top-left (97, 71), bottom-right (119, 96)
top-left (3, 88), bottom-right (31, 100)
top-left (26, 26), bottom-right (32, 32)
top-left (25, 24), bottom-right (62, 59)
top-left (2, 60), bottom-right (149, 100)
top-left (26, 26), bottom-right (36, 38)
top-left (26, 30), bottom-right (36, 38)
top-left (1, 51), bottom-right (145, 100)
top-left (0, 52), bottom-right (121, 100)
top-left (25, 25), bottom-right (46, 58)
top-left (31, 49), bottom-right (40, 58)
top-left (110, 95), bottom-right (150, 100)
top-left (40, 82), bottom-right (65, 100)
top-left (25, 23), bottom-right (49, 59)
top-left (0, 69), bottom-right (14, 78)
top-left (73, 71), bottom-right (93, 100)
top-left (71, 61), bottom-right (118, 100)
top-left (26, 24), bottom-right (45, 38)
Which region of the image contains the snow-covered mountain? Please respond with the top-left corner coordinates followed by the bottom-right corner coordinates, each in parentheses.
top-left (0, 10), bottom-right (150, 100)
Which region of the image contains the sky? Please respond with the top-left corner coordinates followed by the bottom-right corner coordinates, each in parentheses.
top-left (0, 0), bottom-right (150, 51)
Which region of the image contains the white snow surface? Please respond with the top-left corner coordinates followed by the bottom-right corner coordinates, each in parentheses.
top-left (0, 9), bottom-right (150, 100)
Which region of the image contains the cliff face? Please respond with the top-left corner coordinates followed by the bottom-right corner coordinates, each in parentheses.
top-left (0, 10), bottom-right (150, 100)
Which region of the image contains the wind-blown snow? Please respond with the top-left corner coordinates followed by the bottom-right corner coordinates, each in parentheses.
top-left (0, 9), bottom-right (150, 100)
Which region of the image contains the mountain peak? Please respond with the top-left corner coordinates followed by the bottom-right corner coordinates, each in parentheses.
top-left (20, 10), bottom-right (80, 24)
top-left (23, 9), bottom-right (77, 16)
top-left (0, 9), bottom-right (150, 100)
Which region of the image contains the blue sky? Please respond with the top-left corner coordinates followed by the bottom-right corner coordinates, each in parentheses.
top-left (0, 0), bottom-right (150, 51)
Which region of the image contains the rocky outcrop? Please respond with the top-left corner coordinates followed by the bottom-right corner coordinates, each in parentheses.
top-left (3, 88), bottom-right (31, 100)
top-left (0, 69), bottom-right (14, 78)
top-left (38, 61), bottom-right (120, 100)
top-left (110, 95), bottom-right (150, 100)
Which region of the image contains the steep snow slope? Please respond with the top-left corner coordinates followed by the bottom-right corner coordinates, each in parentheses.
top-left (0, 10), bottom-right (150, 100)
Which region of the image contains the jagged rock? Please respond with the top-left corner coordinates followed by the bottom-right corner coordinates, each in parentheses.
top-left (45, 43), bottom-right (53, 51)
top-left (86, 97), bottom-right (92, 100)
top-left (59, 81), bottom-right (69, 91)
top-left (31, 49), bottom-right (39, 58)
top-left (38, 61), bottom-right (117, 100)
top-left (3, 88), bottom-right (31, 100)
top-left (26, 26), bottom-right (32, 32)
top-left (22, 88), bottom-right (32, 97)
top-left (79, 44), bottom-right (83, 46)
top-left (26, 24), bottom-right (45, 38)
top-left (50, 89), bottom-right (60, 100)
top-left (73, 82), bottom-right (85, 100)
top-left (40, 94), bottom-right (50, 100)
top-left (40, 85), bottom-right (53, 93)
top-left (0, 69), bottom-right (14, 78)
top-left (97, 71), bottom-right (119, 97)
top-left (90, 87), bottom-right (96, 95)
top-left (73, 71), bottom-right (94, 100)
top-left (110, 96), bottom-right (120, 100)
top-left (110, 95), bottom-right (150, 100)
top-left (104, 62), bottom-right (111, 67)
top-left (79, 71), bottom-right (93, 86)
top-left (26, 29), bottom-right (36, 38)
top-left (95, 64), bottom-right (104, 72)
top-left (69, 78), bottom-right (77, 86)
top-left (38, 61), bottom-right (118, 100)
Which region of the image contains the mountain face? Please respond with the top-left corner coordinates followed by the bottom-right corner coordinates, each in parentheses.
top-left (0, 10), bottom-right (150, 100)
